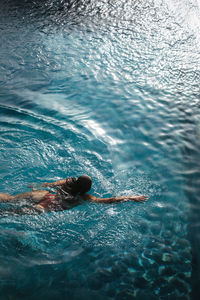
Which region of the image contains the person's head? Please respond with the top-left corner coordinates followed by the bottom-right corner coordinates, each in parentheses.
top-left (67, 175), bottom-right (92, 195)
top-left (75, 175), bottom-right (92, 194)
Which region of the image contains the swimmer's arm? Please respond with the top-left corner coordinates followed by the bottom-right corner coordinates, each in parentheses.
top-left (28, 179), bottom-right (66, 189)
top-left (41, 179), bottom-right (66, 187)
top-left (82, 194), bottom-right (147, 203)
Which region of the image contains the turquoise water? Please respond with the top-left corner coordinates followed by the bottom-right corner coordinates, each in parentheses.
top-left (0, 0), bottom-right (200, 299)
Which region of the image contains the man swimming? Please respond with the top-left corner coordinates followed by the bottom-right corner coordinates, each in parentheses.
top-left (0, 175), bottom-right (147, 214)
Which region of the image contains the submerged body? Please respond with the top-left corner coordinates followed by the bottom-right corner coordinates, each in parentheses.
top-left (0, 175), bottom-right (147, 215)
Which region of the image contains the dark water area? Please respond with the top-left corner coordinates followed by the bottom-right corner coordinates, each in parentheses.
top-left (0, 0), bottom-right (200, 299)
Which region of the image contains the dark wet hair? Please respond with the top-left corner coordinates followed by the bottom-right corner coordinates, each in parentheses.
top-left (76, 175), bottom-right (92, 194)
top-left (61, 175), bottom-right (92, 196)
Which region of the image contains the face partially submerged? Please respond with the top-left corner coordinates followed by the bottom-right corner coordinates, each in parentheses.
top-left (63, 175), bottom-right (92, 196)
top-left (76, 175), bottom-right (92, 194)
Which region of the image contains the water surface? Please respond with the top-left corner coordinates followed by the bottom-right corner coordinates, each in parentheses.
top-left (0, 0), bottom-right (200, 299)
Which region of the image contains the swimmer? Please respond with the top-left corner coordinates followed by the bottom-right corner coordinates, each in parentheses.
top-left (0, 175), bottom-right (147, 214)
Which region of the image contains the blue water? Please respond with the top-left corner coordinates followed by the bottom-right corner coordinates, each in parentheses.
top-left (0, 0), bottom-right (200, 299)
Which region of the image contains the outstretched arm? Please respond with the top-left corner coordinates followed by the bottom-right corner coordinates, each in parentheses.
top-left (82, 194), bottom-right (147, 203)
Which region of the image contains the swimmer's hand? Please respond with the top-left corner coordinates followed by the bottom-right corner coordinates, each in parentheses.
top-left (127, 195), bottom-right (148, 203)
